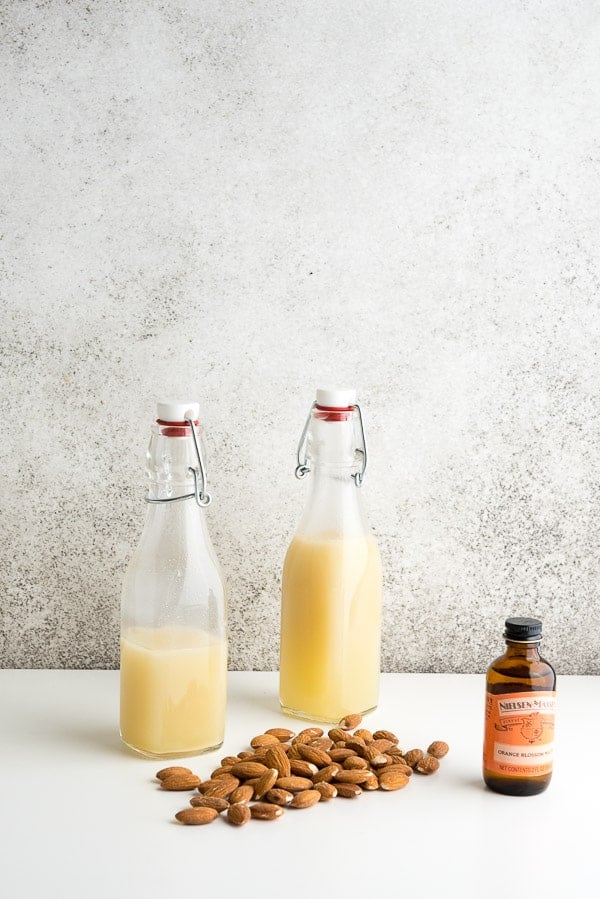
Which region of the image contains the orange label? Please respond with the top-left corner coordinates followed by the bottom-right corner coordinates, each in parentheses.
top-left (483, 691), bottom-right (556, 777)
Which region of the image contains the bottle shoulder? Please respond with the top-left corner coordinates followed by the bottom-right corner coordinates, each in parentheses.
top-left (486, 650), bottom-right (556, 691)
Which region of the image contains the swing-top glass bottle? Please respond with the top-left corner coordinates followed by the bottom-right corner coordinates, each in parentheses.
top-left (120, 401), bottom-right (227, 759)
top-left (279, 387), bottom-right (382, 723)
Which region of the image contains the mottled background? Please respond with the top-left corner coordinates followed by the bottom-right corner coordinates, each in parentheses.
top-left (1, 0), bottom-right (599, 672)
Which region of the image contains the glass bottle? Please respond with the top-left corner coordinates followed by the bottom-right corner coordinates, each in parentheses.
top-left (483, 617), bottom-right (556, 796)
top-left (279, 387), bottom-right (382, 723)
top-left (120, 401), bottom-right (227, 759)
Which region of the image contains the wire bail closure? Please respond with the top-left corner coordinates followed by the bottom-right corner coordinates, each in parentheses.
top-left (145, 415), bottom-right (212, 508)
top-left (294, 401), bottom-right (368, 487)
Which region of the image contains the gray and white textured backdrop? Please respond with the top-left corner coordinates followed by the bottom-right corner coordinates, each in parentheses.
top-left (1, 0), bottom-right (599, 672)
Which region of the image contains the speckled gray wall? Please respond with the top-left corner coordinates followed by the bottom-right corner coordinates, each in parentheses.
top-left (1, 0), bottom-right (599, 673)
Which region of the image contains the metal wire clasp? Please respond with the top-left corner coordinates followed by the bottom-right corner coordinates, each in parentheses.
top-left (145, 415), bottom-right (212, 507)
top-left (294, 401), bottom-right (368, 487)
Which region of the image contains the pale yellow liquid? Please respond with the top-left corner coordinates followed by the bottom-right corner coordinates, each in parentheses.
top-left (279, 534), bottom-right (382, 723)
top-left (120, 627), bottom-right (227, 758)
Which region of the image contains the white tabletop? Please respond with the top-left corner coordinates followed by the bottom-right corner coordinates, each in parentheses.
top-left (1, 670), bottom-right (598, 899)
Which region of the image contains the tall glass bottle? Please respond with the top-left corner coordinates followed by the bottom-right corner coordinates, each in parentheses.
top-left (120, 401), bottom-right (227, 758)
top-left (279, 387), bottom-right (382, 723)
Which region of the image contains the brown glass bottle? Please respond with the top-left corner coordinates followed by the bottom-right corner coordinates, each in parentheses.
top-left (483, 617), bottom-right (556, 796)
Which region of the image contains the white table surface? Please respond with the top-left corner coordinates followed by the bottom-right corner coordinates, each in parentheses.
top-left (1, 670), bottom-right (598, 899)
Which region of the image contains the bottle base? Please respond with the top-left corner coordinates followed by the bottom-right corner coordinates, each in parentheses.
top-left (279, 701), bottom-right (378, 725)
top-left (121, 736), bottom-right (224, 760)
top-left (483, 772), bottom-right (551, 796)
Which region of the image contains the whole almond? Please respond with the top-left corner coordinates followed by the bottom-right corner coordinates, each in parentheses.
top-left (250, 802), bottom-right (284, 820)
top-left (315, 782), bottom-right (338, 801)
top-left (329, 748), bottom-right (357, 762)
top-left (373, 729), bottom-right (399, 744)
top-left (253, 767), bottom-right (279, 800)
top-left (264, 788), bottom-right (294, 806)
top-left (265, 727), bottom-right (296, 742)
top-left (383, 763), bottom-right (413, 778)
top-left (290, 760), bottom-right (319, 778)
top-left (327, 728), bottom-right (350, 743)
top-left (296, 744), bottom-right (333, 767)
top-left (363, 745), bottom-right (388, 767)
top-left (293, 727), bottom-right (324, 744)
top-left (370, 739), bottom-right (395, 753)
top-left (403, 749), bottom-right (425, 769)
top-left (175, 807), bottom-right (218, 825)
top-left (189, 796), bottom-right (229, 812)
top-left (202, 776), bottom-right (240, 799)
top-left (339, 713), bottom-right (362, 730)
top-left (238, 751), bottom-right (255, 760)
top-left (336, 782), bottom-right (363, 798)
top-left (265, 744), bottom-right (291, 778)
top-left (250, 733), bottom-right (280, 749)
top-left (354, 728), bottom-right (373, 742)
top-left (160, 774), bottom-right (201, 791)
top-left (291, 789), bottom-right (321, 809)
top-left (275, 776), bottom-right (313, 792)
top-left (416, 756), bottom-right (440, 775)
top-left (343, 756), bottom-right (369, 770)
top-left (230, 761), bottom-right (269, 779)
top-left (287, 744), bottom-right (303, 761)
top-left (227, 803), bottom-right (251, 826)
top-left (211, 766), bottom-right (234, 778)
top-left (427, 741), bottom-right (449, 759)
top-left (378, 769), bottom-right (410, 791)
top-left (333, 769), bottom-right (373, 785)
top-left (312, 764), bottom-right (341, 784)
top-left (346, 738), bottom-right (367, 755)
top-left (362, 772), bottom-right (380, 791)
top-left (156, 766), bottom-right (193, 781)
top-left (221, 755), bottom-right (242, 767)
top-left (229, 784), bottom-right (254, 804)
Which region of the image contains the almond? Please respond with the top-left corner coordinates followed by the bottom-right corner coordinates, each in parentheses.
top-left (403, 749), bottom-right (424, 769)
top-left (175, 807), bottom-right (218, 825)
top-left (333, 769), bottom-right (374, 785)
top-left (335, 782), bottom-right (363, 798)
top-left (327, 728), bottom-right (350, 743)
top-left (370, 739), bottom-right (395, 753)
top-left (275, 776), bottom-right (313, 792)
top-left (382, 763), bottom-right (413, 778)
top-left (427, 741), bottom-right (449, 759)
top-left (287, 744), bottom-right (303, 761)
top-left (343, 756), bottom-right (369, 770)
top-left (237, 751), bottom-right (255, 760)
top-left (211, 766), bottom-right (234, 778)
top-left (156, 766), bottom-right (193, 781)
top-left (229, 785), bottom-right (254, 804)
top-left (329, 748), bottom-right (357, 762)
top-left (230, 761), bottom-right (269, 779)
top-left (296, 744), bottom-right (333, 767)
top-left (312, 764), bottom-right (341, 784)
top-left (160, 774), bottom-right (201, 791)
top-left (363, 745), bottom-right (388, 767)
top-left (253, 768), bottom-right (279, 800)
top-left (354, 728), bottom-right (373, 742)
top-left (221, 755), bottom-right (242, 767)
top-left (362, 772), bottom-right (380, 791)
top-left (346, 738), bottom-right (367, 754)
top-left (227, 803), bottom-right (251, 826)
top-left (265, 744), bottom-right (291, 778)
top-left (201, 776), bottom-right (240, 798)
top-left (265, 727), bottom-right (296, 742)
top-left (264, 788), bottom-right (294, 806)
top-left (373, 729), bottom-right (399, 744)
top-left (291, 789), bottom-right (321, 809)
top-left (293, 727), bottom-right (324, 744)
top-left (189, 796), bottom-right (229, 812)
top-left (309, 737), bottom-right (334, 751)
top-left (290, 760), bottom-right (319, 778)
top-left (378, 769), bottom-right (410, 791)
top-left (250, 802), bottom-right (284, 820)
top-left (314, 782), bottom-right (338, 801)
top-left (416, 756), bottom-right (440, 775)
top-left (250, 733), bottom-right (280, 748)
top-left (339, 713), bottom-right (362, 730)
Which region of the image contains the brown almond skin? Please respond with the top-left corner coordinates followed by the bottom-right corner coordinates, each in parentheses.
top-left (333, 769), bottom-right (373, 785)
top-left (362, 772), bottom-right (380, 791)
top-left (156, 766), bottom-right (193, 781)
top-left (227, 803), bottom-right (251, 826)
top-left (291, 789), bottom-right (321, 809)
top-left (253, 768), bottom-right (279, 800)
top-left (211, 766), bottom-right (234, 778)
top-left (354, 728), bottom-right (373, 742)
top-left (403, 749), bottom-right (425, 769)
top-left (264, 788), bottom-right (294, 806)
top-left (327, 728), bottom-right (350, 743)
top-left (250, 802), bottom-right (284, 820)
top-left (312, 764), bottom-right (341, 784)
top-left (336, 782), bottom-right (363, 798)
top-left (416, 756), bottom-right (440, 775)
top-left (290, 760), bottom-right (319, 778)
top-left (175, 807), bottom-right (218, 825)
top-left (250, 733), bottom-right (280, 748)
top-left (286, 744), bottom-right (303, 761)
top-left (373, 729), bottom-right (399, 744)
top-left (201, 776), bottom-right (240, 798)
top-left (293, 727), bottom-right (324, 744)
top-left (315, 782), bottom-right (338, 801)
top-left (296, 744), bottom-right (333, 767)
top-left (339, 713), bottom-right (362, 730)
top-left (221, 755), bottom-right (242, 767)
top-left (427, 741), bottom-right (449, 759)
top-left (370, 739), bottom-right (395, 753)
top-left (265, 745), bottom-right (291, 778)
top-left (309, 737), bottom-right (334, 751)
top-left (343, 756), bottom-right (369, 770)
top-left (275, 776), bottom-right (313, 792)
top-left (229, 785), bottom-right (254, 804)
top-left (189, 796), bottom-right (229, 812)
top-left (378, 770), bottom-right (410, 791)
top-left (329, 748), bottom-right (357, 762)
top-left (160, 774), bottom-right (201, 791)
top-left (382, 763), bottom-right (413, 777)
top-left (265, 727), bottom-right (296, 742)
top-left (230, 761), bottom-right (269, 779)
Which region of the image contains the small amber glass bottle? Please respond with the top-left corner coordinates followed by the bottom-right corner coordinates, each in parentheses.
top-left (483, 617), bottom-right (556, 796)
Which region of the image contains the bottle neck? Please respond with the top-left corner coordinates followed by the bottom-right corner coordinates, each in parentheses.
top-left (504, 639), bottom-right (542, 660)
top-left (146, 422), bottom-right (207, 502)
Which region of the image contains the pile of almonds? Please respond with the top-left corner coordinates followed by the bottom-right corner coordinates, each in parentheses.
top-left (157, 713), bottom-right (449, 827)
